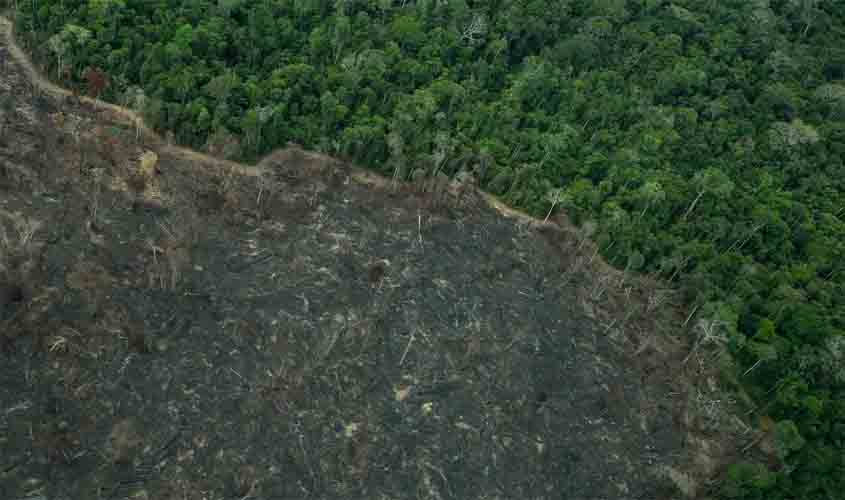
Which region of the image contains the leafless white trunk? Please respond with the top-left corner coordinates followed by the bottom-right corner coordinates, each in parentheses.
top-left (682, 190), bottom-right (705, 220)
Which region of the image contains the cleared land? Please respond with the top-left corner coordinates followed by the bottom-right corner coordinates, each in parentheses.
top-left (1, 17), bottom-right (735, 500)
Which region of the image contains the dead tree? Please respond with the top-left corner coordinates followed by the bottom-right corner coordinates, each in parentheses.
top-left (83, 66), bottom-right (109, 99)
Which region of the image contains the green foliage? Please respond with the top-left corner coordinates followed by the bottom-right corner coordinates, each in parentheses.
top-left (722, 462), bottom-right (776, 499)
top-left (773, 419), bottom-right (806, 459)
top-left (15, 1), bottom-right (845, 498)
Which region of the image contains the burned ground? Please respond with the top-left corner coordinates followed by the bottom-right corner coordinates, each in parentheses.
top-left (0, 22), bottom-right (737, 500)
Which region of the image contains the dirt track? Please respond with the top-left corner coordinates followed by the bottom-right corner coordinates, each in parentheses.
top-left (0, 14), bottom-right (564, 231)
top-left (0, 15), bottom-right (265, 179)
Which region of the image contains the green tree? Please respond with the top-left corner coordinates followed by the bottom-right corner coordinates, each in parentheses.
top-left (47, 24), bottom-right (91, 78)
top-left (682, 167), bottom-right (735, 221)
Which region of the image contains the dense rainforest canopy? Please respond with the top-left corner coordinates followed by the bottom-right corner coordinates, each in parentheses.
top-left (8, 0), bottom-right (845, 497)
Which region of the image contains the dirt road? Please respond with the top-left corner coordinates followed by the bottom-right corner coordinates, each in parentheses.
top-left (0, 15), bottom-right (265, 179)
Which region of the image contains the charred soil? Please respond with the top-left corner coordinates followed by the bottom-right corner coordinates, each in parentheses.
top-left (0, 18), bottom-right (739, 500)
